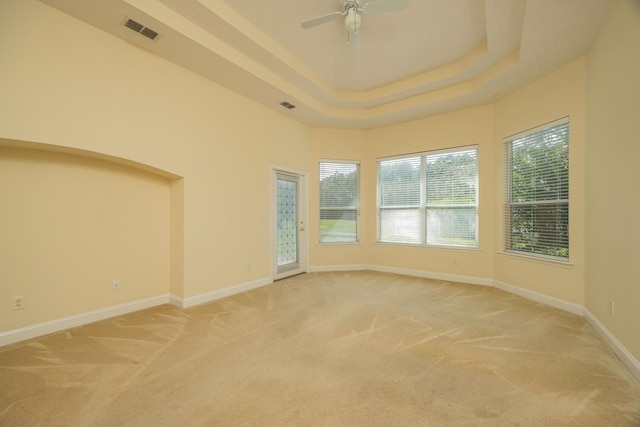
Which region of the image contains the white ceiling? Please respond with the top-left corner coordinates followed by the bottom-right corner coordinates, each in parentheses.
top-left (40, 0), bottom-right (613, 129)
top-left (225, 0), bottom-right (488, 91)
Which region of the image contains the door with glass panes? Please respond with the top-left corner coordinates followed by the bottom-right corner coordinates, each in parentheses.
top-left (274, 170), bottom-right (306, 279)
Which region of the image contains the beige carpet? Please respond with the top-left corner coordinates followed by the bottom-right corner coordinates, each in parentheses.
top-left (1, 271), bottom-right (639, 426)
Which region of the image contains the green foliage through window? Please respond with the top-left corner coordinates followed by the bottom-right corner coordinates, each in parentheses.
top-left (319, 162), bottom-right (359, 243)
top-left (504, 119), bottom-right (569, 259)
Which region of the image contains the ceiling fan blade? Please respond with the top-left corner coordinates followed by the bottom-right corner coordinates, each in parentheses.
top-left (301, 11), bottom-right (344, 29)
top-left (362, 0), bottom-right (408, 14)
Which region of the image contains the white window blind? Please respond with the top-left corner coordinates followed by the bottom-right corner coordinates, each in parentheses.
top-left (378, 146), bottom-right (478, 247)
top-left (319, 161), bottom-right (359, 243)
top-left (379, 157), bottom-right (421, 243)
top-left (504, 118), bottom-right (569, 259)
top-left (425, 149), bottom-right (478, 246)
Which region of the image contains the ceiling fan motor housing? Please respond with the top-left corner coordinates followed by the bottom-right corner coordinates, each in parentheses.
top-left (344, 8), bottom-right (362, 33)
top-left (343, 0), bottom-right (363, 12)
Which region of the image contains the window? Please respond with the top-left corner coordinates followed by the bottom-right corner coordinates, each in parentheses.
top-left (504, 118), bottom-right (569, 260)
top-left (378, 146), bottom-right (478, 247)
top-left (319, 161), bottom-right (359, 243)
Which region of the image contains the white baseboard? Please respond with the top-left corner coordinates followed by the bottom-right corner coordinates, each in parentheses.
top-left (0, 277), bottom-right (274, 347)
top-left (492, 280), bottom-right (584, 316)
top-left (176, 277), bottom-right (273, 309)
top-left (308, 264), bottom-right (369, 273)
top-left (584, 308), bottom-right (640, 382)
top-left (0, 294), bottom-right (170, 347)
top-left (169, 293), bottom-right (182, 307)
top-left (2, 268), bottom-right (638, 384)
top-left (308, 264), bottom-right (493, 287)
top-left (365, 264), bottom-right (493, 287)
top-left (352, 266), bottom-right (637, 382)
top-left (310, 264), bottom-right (639, 381)
top-left (310, 265), bottom-right (580, 316)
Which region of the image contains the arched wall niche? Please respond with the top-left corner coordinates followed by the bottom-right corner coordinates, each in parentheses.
top-left (0, 138), bottom-right (184, 332)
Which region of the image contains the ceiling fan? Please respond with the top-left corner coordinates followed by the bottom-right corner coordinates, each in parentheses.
top-left (301, 0), bottom-right (408, 50)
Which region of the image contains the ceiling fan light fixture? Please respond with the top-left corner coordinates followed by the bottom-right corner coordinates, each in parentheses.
top-left (344, 8), bottom-right (361, 34)
top-left (300, 0), bottom-right (407, 51)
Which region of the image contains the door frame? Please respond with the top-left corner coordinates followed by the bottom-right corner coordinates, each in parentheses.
top-left (270, 164), bottom-right (308, 281)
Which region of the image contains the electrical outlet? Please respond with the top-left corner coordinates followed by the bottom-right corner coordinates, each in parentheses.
top-left (11, 296), bottom-right (25, 311)
top-left (609, 299), bottom-right (615, 316)
top-left (112, 279), bottom-right (120, 291)
top-left (246, 264), bottom-right (251, 272)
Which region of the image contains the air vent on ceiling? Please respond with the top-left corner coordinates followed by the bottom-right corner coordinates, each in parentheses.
top-left (140, 27), bottom-right (159, 40)
top-left (280, 101), bottom-right (296, 110)
top-left (124, 18), bottom-right (159, 40)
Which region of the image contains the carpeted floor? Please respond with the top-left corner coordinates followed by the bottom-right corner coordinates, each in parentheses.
top-left (1, 271), bottom-right (639, 426)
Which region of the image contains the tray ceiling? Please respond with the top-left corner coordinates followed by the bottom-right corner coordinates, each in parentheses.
top-left (40, 0), bottom-right (613, 129)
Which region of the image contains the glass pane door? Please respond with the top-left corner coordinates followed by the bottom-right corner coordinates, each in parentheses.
top-left (276, 172), bottom-right (300, 274)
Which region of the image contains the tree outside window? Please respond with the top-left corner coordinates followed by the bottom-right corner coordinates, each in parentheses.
top-left (504, 119), bottom-right (569, 259)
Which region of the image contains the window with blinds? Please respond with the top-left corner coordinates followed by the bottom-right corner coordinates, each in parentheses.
top-left (378, 146), bottom-right (478, 247)
top-left (504, 118), bottom-right (569, 260)
top-left (319, 161), bottom-right (359, 243)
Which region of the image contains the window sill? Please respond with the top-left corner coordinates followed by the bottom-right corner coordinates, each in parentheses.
top-left (498, 251), bottom-right (574, 267)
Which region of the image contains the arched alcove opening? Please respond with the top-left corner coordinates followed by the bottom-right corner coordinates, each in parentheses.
top-left (0, 138), bottom-right (184, 333)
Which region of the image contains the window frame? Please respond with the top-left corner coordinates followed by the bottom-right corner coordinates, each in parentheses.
top-left (318, 160), bottom-right (360, 244)
top-left (377, 145), bottom-right (479, 249)
top-left (503, 118), bottom-right (570, 262)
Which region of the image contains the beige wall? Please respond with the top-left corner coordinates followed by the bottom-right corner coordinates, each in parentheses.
top-left (494, 58), bottom-right (587, 305)
top-left (309, 60), bottom-right (587, 302)
top-left (586, 0), bottom-right (640, 361)
top-left (169, 178), bottom-right (185, 299)
top-left (0, 0), bottom-right (309, 327)
top-left (0, 146), bottom-right (170, 330)
top-left (364, 105), bottom-right (496, 280)
top-left (309, 128), bottom-right (367, 267)
top-left (309, 105), bottom-right (497, 280)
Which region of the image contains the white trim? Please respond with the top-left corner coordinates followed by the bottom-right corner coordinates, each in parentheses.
top-left (360, 267), bottom-right (583, 316)
top-left (376, 144), bottom-right (479, 162)
top-left (309, 264), bottom-right (492, 286)
top-left (309, 265), bottom-right (582, 317)
top-left (318, 158), bottom-right (361, 165)
top-left (498, 251), bottom-right (574, 267)
top-left (374, 242), bottom-right (482, 252)
top-left (308, 264), bottom-right (369, 273)
top-left (376, 146), bottom-right (479, 247)
top-left (168, 294), bottom-right (183, 307)
top-left (178, 277), bottom-right (273, 309)
top-left (367, 265), bottom-right (493, 286)
top-left (492, 280), bottom-right (583, 316)
top-left (317, 242), bottom-right (363, 247)
top-left (503, 116), bottom-right (569, 142)
top-left (270, 164), bottom-right (309, 281)
top-left (0, 294), bottom-right (170, 347)
top-left (309, 266), bottom-right (639, 382)
top-left (0, 277), bottom-right (274, 347)
top-left (584, 308), bottom-right (640, 382)
top-left (361, 267), bottom-right (639, 382)
top-left (269, 163), bottom-right (307, 178)
top-left (2, 267), bottom-right (638, 384)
